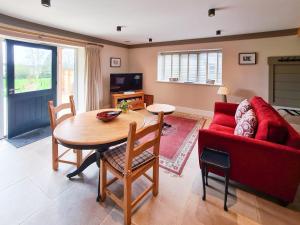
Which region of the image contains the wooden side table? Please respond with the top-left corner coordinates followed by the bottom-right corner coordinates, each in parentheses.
top-left (146, 104), bottom-right (176, 128)
top-left (200, 147), bottom-right (231, 211)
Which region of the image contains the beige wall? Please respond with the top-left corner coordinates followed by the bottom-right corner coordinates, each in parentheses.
top-left (101, 44), bottom-right (129, 107)
top-left (128, 35), bottom-right (300, 111)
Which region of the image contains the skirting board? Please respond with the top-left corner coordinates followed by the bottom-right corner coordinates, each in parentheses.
top-left (173, 105), bottom-right (214, 117)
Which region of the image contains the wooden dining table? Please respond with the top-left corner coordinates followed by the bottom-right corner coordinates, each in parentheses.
top-left (53, 109), bottom-right (145, 199)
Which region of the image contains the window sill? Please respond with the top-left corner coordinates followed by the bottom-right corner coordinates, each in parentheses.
top-left (156, 80), bottom-right (222, 86)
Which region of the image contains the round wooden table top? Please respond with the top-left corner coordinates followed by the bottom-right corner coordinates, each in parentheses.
top-left (146, 104), bottom-right (176, 115)
top-left (53, 109), bottom-right (145, 148)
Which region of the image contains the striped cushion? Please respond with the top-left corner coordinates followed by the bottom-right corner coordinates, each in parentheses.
top-left (103, 143), bottom-right (155, 174)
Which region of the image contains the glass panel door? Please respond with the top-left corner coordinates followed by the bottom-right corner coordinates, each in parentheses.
top-left (6, 40), bottom-right (57, 138)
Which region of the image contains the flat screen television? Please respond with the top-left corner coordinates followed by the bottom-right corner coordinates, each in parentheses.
top-left (110, 73), bottom-right (143, 93)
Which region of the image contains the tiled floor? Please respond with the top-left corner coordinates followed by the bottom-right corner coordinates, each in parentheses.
top-left (0, 114), bottom-right (299, 225)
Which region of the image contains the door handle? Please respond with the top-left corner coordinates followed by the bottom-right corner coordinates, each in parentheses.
top-left (9, 88), bottom-right (19, 94)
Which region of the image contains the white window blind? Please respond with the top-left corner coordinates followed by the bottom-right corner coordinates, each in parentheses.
top-left (158, 50), bottom-right (222, 85)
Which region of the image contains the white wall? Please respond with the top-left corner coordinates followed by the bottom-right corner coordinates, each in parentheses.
top-left (128, 35), bottom-right (300, 111)
top-left (101, 44), bottom-right (129, 107)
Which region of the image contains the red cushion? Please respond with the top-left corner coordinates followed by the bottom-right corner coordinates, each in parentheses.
top-left (212, 113), bottom-right (236, 128)
top-left (250, 97), bottom-right (288, 144)
top-left (209, 124), bottom-right (234, 134)
top-left (286, 128), bottom-right (300, 149)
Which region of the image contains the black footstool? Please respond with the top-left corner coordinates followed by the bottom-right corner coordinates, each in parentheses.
top-left (200, 147), bottom-right (231, 211)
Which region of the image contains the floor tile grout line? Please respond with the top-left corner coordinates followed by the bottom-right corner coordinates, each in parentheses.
top-left (255, 196), bottom-right (263, 224)
top-left (2, 178), bottom-right (53, 225)
top-left (0, 176), bottom-right (29, 193)
top-left (27, 173), bottom-right (75, 202)
top-left (27, 176), bottom-right (56, 201)
top-left (99, 205), bottom-right (118, 225)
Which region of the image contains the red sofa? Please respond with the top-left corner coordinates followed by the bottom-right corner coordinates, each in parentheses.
top-left (198, 96), bottom-right (300, 203)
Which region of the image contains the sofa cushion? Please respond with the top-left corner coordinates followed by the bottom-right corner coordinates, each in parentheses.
top-left (209, 123), bottom-right (235, 134)
top-left (212, 113), bottom-right (236, 128)
top-left (286, 127), bottom-right (300, 149)
top-left (250, 96), bottom-right (288, 144)
top-left (234, 109), bottom-right (258, 138)
top-left (235, 99), bottom-right (252, 123)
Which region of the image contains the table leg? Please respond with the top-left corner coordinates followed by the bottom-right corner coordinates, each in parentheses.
top-left (66, 150), bottom-right (103, 179)
top-left (201, 163), bottom-right (206, 201)
top-left (163, 122), bottom-right (172, 128)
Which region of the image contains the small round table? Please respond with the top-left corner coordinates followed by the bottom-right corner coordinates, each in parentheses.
top-left (146, 104), bottom-right (176, 128)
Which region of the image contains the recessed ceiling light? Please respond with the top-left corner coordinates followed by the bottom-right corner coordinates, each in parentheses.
top-left (216, 30), bottom-right (221, 35)
top-left (117, 26), bottom-right (122, 31)
top-left (208, 8), bottom-right (215, 17)
top-left (149, 38), bottom-right (153, 43)
top-left (41, 0), bottom-right (51, 7)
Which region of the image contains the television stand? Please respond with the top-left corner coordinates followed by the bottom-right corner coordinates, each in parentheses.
top-left (123, 91), bottom-right (136, 95)
top-left (111, 91), bottom-right (145, 110)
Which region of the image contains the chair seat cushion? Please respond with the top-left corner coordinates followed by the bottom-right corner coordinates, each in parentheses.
top-left (103, 143), bottom-right (155, 174)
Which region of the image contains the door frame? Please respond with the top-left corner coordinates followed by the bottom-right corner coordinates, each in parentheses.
top-left (6, 39), bottom-right (57, 138)
top-left (0, 38), bottom-right (4, 139)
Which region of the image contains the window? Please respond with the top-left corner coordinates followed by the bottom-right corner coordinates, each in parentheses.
top-left (13, 45), bottom-right (52, 93)
top-left (57, 47), bottom-right (78, 105)
top-left (157, 50), bottom-right (222, 85)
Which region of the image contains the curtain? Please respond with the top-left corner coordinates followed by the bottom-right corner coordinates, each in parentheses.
top-left (85, 44), bottom-right (103, 111)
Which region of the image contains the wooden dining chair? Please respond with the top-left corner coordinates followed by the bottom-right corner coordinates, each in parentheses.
top-left (99, 112), bottom-right (164, 225)
top-left (48, 95), bottom-right (82, 171)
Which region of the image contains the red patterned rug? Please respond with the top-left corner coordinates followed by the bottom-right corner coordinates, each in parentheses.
top-left (154, 115), bottom-right (206, 175)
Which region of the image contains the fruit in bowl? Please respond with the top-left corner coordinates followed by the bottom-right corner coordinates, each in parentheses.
top-left (96, 110), bottom-right (122, 122)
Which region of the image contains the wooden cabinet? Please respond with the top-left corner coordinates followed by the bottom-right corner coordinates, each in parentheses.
top-left (111, 91), bottom-right (145, 110)
top-left (144, 94), bottom-right (154, 106)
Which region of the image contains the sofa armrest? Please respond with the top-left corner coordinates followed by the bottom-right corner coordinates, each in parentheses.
top-left (198, 129), bottom-right (300, 202)
top-left (214, 102), bottom-right (238, 116)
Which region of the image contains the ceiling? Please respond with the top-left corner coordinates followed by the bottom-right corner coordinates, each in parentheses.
top-left (0, 0), bottom-right (299, 45)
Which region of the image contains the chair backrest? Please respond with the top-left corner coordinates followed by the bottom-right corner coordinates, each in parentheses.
top-left (48, 95), bottom-right (76, 131)
top-left (124, 112), bottom-right (164, 172)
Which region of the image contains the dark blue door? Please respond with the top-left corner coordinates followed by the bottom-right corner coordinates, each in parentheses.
top-left (6, 40), bottom-right (57, 138)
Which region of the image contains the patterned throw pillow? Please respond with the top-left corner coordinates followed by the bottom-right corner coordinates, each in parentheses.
top-left (235, 99), bottom-right (252, 123)
top-left (234, 109), bottom-right (258, 138)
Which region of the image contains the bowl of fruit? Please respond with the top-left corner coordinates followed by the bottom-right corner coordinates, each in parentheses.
top-left (96, 110), bottom-right (122, 122)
